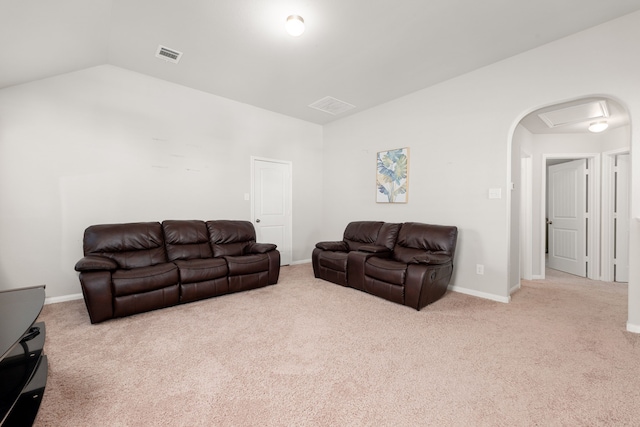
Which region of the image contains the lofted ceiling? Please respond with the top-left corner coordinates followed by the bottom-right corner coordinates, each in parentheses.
top-left (2, 0), bottom-right (640, 125)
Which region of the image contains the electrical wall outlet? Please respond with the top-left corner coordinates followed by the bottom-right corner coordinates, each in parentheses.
top-left (476, 264), bottom-right (484, 275)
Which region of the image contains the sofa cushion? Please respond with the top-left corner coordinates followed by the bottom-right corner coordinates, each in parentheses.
top-left (74, 255), bottom-right (118, 271)
top-left (225, 254), bottom-right (269, 276)
top-left (173, 258), bottom-right (228, 284)
top-left (83, 222), bottom-right (167, 269)
top-left (318, 251), bottom-right (348, 272)
top-left (365, 257), bottom-right (407, 286)
top-left (163, 220), bottom-right (212, 261)
top-left (247, 242), bottom-right (277, 254)
top-left (112, 263), bottom-right (179, 297)
top-left (207, 220), bottom-right (255, 257)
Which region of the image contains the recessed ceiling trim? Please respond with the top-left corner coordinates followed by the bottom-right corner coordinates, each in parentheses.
top-left (155, 45), bottom-right (182, 64)
top-left (308, 96), bottom-right (356, 115)
top-left (538, 100), bottom-right (609, 128)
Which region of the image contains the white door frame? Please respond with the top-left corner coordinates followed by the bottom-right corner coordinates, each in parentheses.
top-left (250, 156), bottom-right (293, 265)
top-left (540, 153), bottom-right (600, 280)
top-left (602, 148), bottom-right (631, 282)
top-left (520, 154), bottom-right (533, 280)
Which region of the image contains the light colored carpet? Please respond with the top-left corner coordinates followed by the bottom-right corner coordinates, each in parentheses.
top-left (34, 264), bottom-right (640, 426)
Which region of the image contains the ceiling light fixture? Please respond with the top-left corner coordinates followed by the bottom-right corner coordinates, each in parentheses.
top-left (285, 15), bottom-right (305, 37)
top-left (588, 121), bottom-right (608, 133)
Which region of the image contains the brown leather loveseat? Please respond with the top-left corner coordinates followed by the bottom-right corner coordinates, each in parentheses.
top-left (312, 221), bottom-right (457, 310)
top-left (74, 220), bottom-right (280, 323)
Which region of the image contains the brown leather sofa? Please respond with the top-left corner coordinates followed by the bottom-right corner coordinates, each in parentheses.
top-left (312, 221), bottom-right (457, 310)
top-left (74, 220), bottom-right (280, 323)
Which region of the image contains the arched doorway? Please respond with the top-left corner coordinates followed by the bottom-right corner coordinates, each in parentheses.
top-left (510, 96), bottom-right (631, 289)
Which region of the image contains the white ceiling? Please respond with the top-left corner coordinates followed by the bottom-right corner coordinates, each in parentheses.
top-left (520, 97), bottom-right (629, 134)
top-left (2, 0), bottom-right (640, 125)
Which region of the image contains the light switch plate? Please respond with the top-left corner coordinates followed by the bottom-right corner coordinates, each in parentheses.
top-left (488, 188), bottom-right (502, 199)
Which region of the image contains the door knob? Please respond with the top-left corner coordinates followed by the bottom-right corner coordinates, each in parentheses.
top-left (256, 219), bottom-right (261, 223)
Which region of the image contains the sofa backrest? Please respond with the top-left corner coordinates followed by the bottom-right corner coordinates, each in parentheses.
top-left (392, 222), bottom-right (458, 264)
top-left (162, 220), bottom-right (213, 261)
top-left (83, 222), bottom-right (168, 269)
top-left (343, 221), bottom-right (385, 251)
top-left (206, 220), bottom-right (256, 257)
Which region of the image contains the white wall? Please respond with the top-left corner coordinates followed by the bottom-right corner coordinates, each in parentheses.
top-left (322, 11), bottom-right (640, 329)
top-left (0, 65), bottom-right (323, 298)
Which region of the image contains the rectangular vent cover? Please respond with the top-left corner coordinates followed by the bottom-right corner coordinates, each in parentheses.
top-left (538, 100), bottom-right (609, 128)
top-left (155, 45), bottom-right (182, 63)
top-left (308, 96), bottom-right (356, 115)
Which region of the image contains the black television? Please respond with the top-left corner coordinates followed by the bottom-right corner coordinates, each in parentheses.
top-left (0, 285), bottom-right (47, 427)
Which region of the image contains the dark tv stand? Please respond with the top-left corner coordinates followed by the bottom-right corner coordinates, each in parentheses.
top-left (0, 285), bottom-right (48, 427)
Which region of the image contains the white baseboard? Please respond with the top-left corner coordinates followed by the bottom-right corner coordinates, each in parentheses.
top-left (627, 322), bottom-right (640, 334)
top-left (290, 259), bottom-right (311, 265)
top-left (448, 285), bottom-right (511, 303)
top-left (532, 275), bottom-right (544, 280)
top-left (510, 282), bottom-right (521, 294)
top-left (45, 293), bottom-right (83, 305)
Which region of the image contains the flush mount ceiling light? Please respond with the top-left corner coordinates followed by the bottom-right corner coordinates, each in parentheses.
top-left (285, 15), bottom-right (305, 37)
top-left (588, 121), bottom-right (608, 133)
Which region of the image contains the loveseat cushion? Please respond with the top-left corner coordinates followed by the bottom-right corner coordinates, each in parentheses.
top-left (364, 257), bottom-right (407, 286)
top-left (343, 221), bottom-right (384, 251)
top-left (112, 263), bottom-right (179, 297)
top-left (163, 220), bottom-right (212, 261)
top-left (394, 222), bottom-right (458, 259)
top-left (374, 222), bottom-right (402, 250)
top-left (173, 258), bottom-right (228, 284)
top-left (83, 222), bottom-right (168, 269)
top-left (315, 241), bottom-right (348, 251)
top-left (318, 251), bottom-right (348, 272)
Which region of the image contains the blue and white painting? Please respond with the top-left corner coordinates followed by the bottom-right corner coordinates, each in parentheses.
top-left (376, 147), bottom-right (409, 203)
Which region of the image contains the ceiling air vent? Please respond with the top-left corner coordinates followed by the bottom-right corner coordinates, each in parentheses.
top-left (155, 45), bottom-right (183, 64)
top-left (308, 96), bottom-right (356, 115)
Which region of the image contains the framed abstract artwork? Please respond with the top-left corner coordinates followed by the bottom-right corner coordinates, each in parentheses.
top-left (376, 147), bottom-right (409, 203)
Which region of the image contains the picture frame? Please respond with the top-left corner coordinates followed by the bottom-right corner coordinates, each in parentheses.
top-left (376, 147), bottom-right (409, 203)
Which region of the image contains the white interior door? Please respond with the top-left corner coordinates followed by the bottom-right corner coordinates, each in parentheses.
top-left (251, 158), bottom-right (292, 265)
top-left (615, 154), bottom-right (630, 282)
top-left (547, 159), bottom-right (587, 277)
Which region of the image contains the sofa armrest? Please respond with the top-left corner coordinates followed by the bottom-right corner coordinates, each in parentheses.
top-left (74, 255), bottom-right (118, 272)
top-left (247, 242), bottom-right (277, 254)
top-left (315, 241), bottom-right (348, 251)
top-left (78, 271), bottom-right (114, 323)
top-left (358, 245), bottom-right (391, 254)
top-left (411, 252), bottom-right (451, 265)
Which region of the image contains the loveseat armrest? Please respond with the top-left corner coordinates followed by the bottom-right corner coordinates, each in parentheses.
top-left (247, 242), bottom-right (277, 254)
top-left (411, 252), bottom-right (452, 265)
top-left (358, 244), bottom-right (391, 254)
top-left (315, 241), bottom-right (348, 251)
top-left (74, 255), bottom-right (118, 272)
top-left (404, 262), bottom-right (454, 311)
